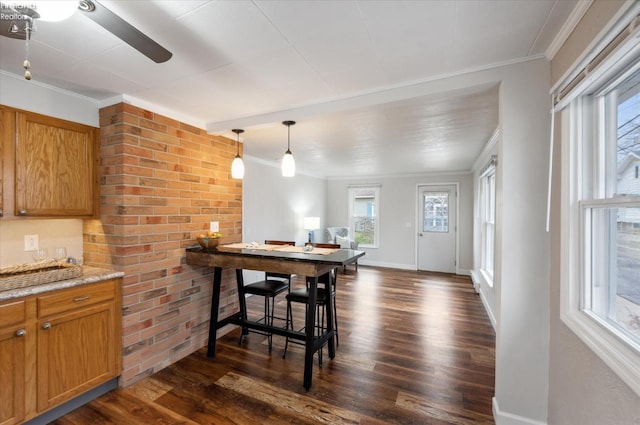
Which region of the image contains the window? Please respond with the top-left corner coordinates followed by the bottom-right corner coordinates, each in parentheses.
top-left (348, 186), bottom-right (379, 248)
top-left (563, 50), bottom-right (640, 395)
top-left (582, 66), bottom-right (640, 343)
top-left (479, 160), bottom-right (496, 282)
top-left (423, 192), bottom-right (449, 232)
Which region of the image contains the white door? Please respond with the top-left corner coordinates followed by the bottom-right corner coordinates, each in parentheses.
top-left (417, 185), bottom-right (456, 273)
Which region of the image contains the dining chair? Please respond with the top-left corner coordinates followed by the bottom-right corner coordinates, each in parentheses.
top-left (282, 243), bottom-right (340, 366)
top-left (239, 239), bottom-right (294, 352)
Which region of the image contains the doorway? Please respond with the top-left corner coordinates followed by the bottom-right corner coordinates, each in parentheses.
top-left (417, 184), bottom-right (457, 273)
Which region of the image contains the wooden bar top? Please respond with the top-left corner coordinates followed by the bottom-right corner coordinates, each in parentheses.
top-left (186, 245), bottom-right (364, 277)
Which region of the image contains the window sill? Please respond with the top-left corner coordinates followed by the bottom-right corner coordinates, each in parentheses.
top-left (561, 307), bottom-right (640, 397)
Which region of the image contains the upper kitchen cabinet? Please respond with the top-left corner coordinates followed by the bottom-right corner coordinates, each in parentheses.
top-left (1, 106), bottom-right (99, 218)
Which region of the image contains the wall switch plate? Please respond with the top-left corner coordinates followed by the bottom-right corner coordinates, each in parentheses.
top-left (210, 221), bottom-right (219, 232)
top-left (25, 234), bottom-right (38, 251)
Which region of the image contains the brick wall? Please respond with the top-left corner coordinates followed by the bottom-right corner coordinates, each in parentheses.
top-left (84, 103), bottom-right (241, 386)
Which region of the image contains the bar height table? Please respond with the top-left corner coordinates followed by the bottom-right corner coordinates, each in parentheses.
top-left (186, 244), bottom-right (365, 390)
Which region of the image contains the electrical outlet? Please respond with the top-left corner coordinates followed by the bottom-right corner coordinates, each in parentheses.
top-left (24, 234), bottom-right (38, 251)
top-left (210, 221), bottom-right (219, 232)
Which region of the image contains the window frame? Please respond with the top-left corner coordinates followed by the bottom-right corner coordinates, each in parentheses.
top-left (348, 185), bottom-right (380, 248)
top-left (561, 55), bottom-right (640, 396)
top-left (479, 164), bottom-right (496, 284)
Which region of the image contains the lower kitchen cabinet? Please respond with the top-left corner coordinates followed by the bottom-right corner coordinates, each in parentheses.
top-left (0, 300), bottom-right (28, 425)
top-left (0, 279), bottom-right (121, 424)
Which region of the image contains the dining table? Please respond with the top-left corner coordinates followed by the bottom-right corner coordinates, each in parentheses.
top-left (186, 242), bottom-right (364, 389)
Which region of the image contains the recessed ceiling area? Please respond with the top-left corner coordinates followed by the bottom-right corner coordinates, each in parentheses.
top-left (0, 0), bottom-right (579, 177)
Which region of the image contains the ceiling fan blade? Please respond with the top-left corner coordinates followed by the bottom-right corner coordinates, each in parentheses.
top-left (79, 0), bottom-right (172, 63)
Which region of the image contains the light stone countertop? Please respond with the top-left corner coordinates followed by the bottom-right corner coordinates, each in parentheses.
top-left (0, 266), bottom-right (124, 301)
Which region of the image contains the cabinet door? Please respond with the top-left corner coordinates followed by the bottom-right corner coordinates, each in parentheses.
top-left (0, 300), bottom-right (27, 425)
top-left (37, 301), bottom-right (118, 412)
top-left (0, 107), bottom-right (10, 218)
top-left (14, 111), bottom-right (98, 217)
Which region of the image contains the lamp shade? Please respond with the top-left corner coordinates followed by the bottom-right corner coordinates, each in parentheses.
top-left (303, 216), bottom-right (320, 231)
top-left (231, 155), bottom-right (244, 179)
top-left (281, 150), bottom-right (295, 177)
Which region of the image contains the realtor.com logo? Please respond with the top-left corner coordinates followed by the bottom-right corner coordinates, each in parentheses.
top-left (0, 2), bottom-right (39, 21)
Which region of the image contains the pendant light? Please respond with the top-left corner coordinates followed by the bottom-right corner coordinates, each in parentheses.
top-left (231, 129), bottom-right (245, 179)
top-left (281, 120), bottom-right (296, 177)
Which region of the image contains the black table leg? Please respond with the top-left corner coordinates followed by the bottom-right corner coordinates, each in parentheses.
top-left (236, 269), bottom-right (249, 336)
top-left (303, 275), bottom-right (318, 390)
top-left (325, 272), bottom-right (336, 359)
top-left (207, 266), bottom-right (223, 358)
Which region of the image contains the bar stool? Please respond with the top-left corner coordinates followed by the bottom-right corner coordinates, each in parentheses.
top-left (282, 243), bottom-right (340, 366)
top-left (239, 240), bottom-right (294, 352)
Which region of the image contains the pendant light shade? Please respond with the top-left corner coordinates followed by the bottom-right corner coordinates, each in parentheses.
top-left (281, 120), bottom-right (296, 177)
top-left (231, 129), bottom-right (245, 179)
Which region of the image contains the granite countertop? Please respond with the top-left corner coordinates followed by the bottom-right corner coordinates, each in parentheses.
top-left (0, 266), bottom-right (124, 302)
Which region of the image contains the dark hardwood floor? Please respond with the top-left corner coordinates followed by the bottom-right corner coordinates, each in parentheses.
top-left (53, 267), bottom-right (495, 424)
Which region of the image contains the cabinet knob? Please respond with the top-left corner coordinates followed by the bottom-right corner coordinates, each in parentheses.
top-left (0, 208), bottom-right (3, 216)
top-left (16, 329), bottom-right (26, 337)
top-left (42, 322), bottom-right (51, 330)
top-left (18, 209), bottom-right (27, 216)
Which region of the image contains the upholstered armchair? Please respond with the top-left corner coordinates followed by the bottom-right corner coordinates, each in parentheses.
top-left (320, 227), bottom-right (359, 271)
top-left (324, 227), bottom-right (358, 250)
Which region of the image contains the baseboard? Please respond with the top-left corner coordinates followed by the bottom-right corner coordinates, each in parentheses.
top-left (24, 378), bottom-right (119, 425)
top-left (493, 397), bottom-right (548, 425)
top-left (359, 260), bottom-right (473, 274)
top-left (479, 289), bottom-right (497, 331)
top-left (457, 268), bottom-right (471, 277)
top-left (357, 259), bottom-right (416, 270)
top-left (470, 269), bottom-right (480, 293)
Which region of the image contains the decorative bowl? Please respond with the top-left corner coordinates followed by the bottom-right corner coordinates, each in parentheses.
top-left (197, 237), bottom-right (220, 249)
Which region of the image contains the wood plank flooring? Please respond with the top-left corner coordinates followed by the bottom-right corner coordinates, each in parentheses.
top-left (52, 267), bottom-right (495, 424)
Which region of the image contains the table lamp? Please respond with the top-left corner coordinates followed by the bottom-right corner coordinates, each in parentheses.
top-left (303, 216), bottom-right (320, 243)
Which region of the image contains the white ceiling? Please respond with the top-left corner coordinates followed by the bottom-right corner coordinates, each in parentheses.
top-left (0, 0), bottom-right (580, 178)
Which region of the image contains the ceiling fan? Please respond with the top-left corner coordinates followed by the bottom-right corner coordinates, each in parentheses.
top-left (0, 0), bottom-right (172, 63)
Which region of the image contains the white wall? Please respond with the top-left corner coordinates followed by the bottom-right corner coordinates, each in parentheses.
top-left (243, 157), bottom-right (327, 245)
top-left (326, 173), bottom-right (473, 272)
top-left (0, 72), bottom-right (100, 126)
top-left (494, 60), bottom-right (551, 425)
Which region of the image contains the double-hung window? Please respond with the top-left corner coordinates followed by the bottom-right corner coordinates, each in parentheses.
top-left (480, 158), bottom-right (496, 283)
top-left (562, 33), bottom-right (640, 395)
top-left (348, 186), bottom-right (379, 248)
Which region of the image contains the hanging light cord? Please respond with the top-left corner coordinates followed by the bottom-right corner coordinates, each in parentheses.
top-left (24, 19), bottom-right (32, 80)
top-left (284, 121), bottom-right (295, 153)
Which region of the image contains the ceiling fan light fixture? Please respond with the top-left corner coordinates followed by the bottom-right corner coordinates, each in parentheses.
top-left (33, 1), bottom-right (78, 22)
top-left (281, 121), bottom-right (296, 177)
top-left (231, 129), bottom-right (245, 180)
